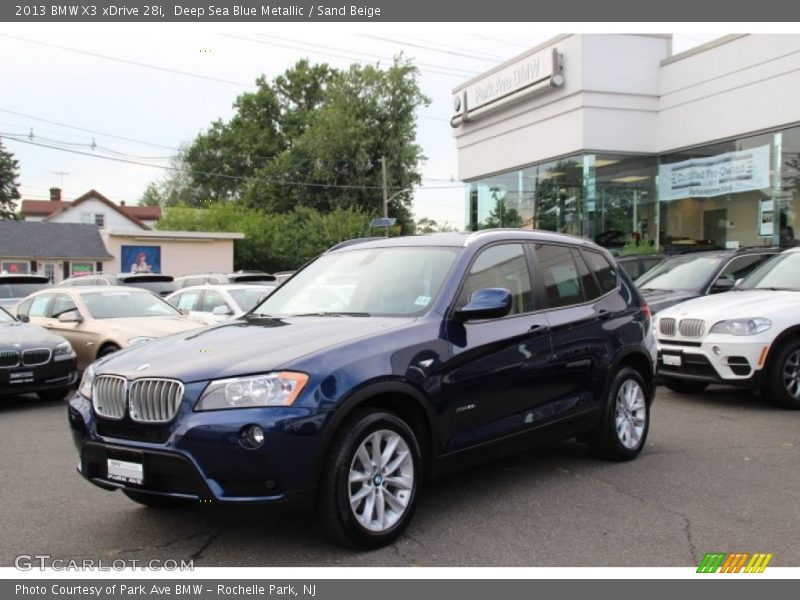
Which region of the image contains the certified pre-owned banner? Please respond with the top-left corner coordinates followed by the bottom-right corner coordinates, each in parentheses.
top-left (658, 144), bottom-right (771, 202)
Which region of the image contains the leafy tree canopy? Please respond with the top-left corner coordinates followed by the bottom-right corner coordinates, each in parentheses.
top-left (146, 57), bottom-right (429, 233)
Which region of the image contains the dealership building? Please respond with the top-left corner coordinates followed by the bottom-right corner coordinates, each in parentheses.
top-left (452, 34), bottom-right (800, 252)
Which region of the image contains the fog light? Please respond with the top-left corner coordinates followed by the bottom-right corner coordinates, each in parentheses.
top-left (241, 425), bottom-right (265, 448)
top-left (712, 346), bottom-right (721, 356)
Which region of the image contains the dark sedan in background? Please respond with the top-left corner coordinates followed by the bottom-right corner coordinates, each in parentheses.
top-left (0, 306), bottom-right (77, 401)
top-left (635, 247), bottom-right (778, 314)
top-left (0, 273), bottom-right (52, 310)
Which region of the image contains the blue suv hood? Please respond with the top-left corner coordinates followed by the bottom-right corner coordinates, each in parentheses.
top-left (93, 316), bottom-right (415, 382)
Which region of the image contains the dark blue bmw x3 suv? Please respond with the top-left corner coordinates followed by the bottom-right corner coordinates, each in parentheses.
top-left (68, 230), bottom-right (656, 548)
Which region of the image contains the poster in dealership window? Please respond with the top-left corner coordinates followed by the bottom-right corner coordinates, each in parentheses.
top-left (759, 198), bottom-right (774, 237)
top-left (121, 245), bottom-right (161, 274)
top-left (658, 145), bottom-right (771, 201)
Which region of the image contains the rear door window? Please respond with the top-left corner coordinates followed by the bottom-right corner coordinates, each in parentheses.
top-left (582, 250), bottom-right (618, 294)
top-left (534, 244), bottom-right (584, 308)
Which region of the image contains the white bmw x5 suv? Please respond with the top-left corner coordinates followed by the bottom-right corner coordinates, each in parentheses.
top-left (655, 248), bottom-right (800, 409)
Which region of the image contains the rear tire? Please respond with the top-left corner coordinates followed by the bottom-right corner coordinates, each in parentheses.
top-left (317, 410), bottom-right (421, 549)
top-left (588, 367), bottom-right (650, 461)
top-left (662, 378), bottom-right (709, 394)
top-left (767, 339), bottom-right (800, 410)
top-left (122, 489), bottom-right (192, 508)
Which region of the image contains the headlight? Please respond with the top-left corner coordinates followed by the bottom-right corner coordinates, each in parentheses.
top-left (78, 365), bottom-right (96, 399)
top-left (709, 318), bottom-right (772, 336)
top-left (195, 372), bottom-right (309, 411)
top-left (128, 336), bottom-right (155, 346)
top-left (53, 340), bottom-right (75, 357)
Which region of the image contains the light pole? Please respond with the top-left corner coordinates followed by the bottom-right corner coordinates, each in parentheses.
top-left (371, 188), bottom-right (412, 238)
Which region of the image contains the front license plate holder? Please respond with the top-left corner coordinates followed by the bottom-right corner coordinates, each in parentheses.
top-left (107, 458), bottom-right (144, 486)
top-left (662, 353), bottom-right (682, 367)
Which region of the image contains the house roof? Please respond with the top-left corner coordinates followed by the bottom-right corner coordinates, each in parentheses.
top-left (0, 221), bottom-right (113, 260)
top-left (20, 190), bottom-right (161, 226)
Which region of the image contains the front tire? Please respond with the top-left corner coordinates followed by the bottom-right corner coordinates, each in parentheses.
top-left (767, 339), bottom-right (800, 409)
top-left (588, 367), bottom-right (650, 461)
top-left (317, 410), bottom-right (421, 549)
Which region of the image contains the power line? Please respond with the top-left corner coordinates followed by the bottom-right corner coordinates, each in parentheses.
top-left (4, 134), bottom-right (466, 191)
top-left (0, 108), bottom-right (180, 151)
top-left (357, 34), bottom-right (503, 63)
top-left (0, 33), bottom-right (254, 88)
top-left (223, 33), bottom-right (472, 80)
top-left (391, 33), bottom-right (509, 62)
top-left (260, 34), bottom-right (481, 77)
top-left (470, 35), bottom-right (533, 50)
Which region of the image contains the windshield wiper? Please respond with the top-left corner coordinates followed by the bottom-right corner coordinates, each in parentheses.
top-left (640, 287), bottom-right (673, 293)
top-left (759, 287), bottom-right (800, 291)
top-left (289, 311), bottom-right (371, 317)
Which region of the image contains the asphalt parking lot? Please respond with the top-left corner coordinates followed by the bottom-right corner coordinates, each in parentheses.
top-left (1, 386), bottom-right (798, 568)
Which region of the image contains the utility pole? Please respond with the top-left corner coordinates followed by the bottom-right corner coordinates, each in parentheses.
top-left (380, 156), bottom-right (388, 218)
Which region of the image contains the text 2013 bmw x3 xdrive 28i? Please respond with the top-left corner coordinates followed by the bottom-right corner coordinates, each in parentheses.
top-left (68, 231), bottom-right (656, 549)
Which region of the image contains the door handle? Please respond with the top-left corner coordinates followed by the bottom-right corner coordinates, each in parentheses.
top-left (598, 310), bottom-right (612, 321)
top-left (528, 324), bottom-right (550, 336)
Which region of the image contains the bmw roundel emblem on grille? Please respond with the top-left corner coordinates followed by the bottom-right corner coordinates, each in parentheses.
top-left (136, 363), bottom-right (150, 372)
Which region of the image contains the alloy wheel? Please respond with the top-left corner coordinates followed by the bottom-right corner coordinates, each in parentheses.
top-left (348, 429), bottom-right (414, 533)
top-left (614, 379), bottom-right (646, 450)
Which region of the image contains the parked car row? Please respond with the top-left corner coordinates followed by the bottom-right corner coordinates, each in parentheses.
top-left (5, 230), bottom-right (798, 553)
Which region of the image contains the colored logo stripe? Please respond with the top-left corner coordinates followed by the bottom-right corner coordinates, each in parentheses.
top-left (697, 553), bottom-right (726, 573)
top-left (697, 552), bottom-right (773, 573)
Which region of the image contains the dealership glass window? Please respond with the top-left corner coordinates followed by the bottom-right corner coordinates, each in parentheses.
top-left (778, 125), bottom-right (800, 248)
top-left (658, 133), bottom-right (777, 252)
top-left (467, 154), bottom-right (657, 251)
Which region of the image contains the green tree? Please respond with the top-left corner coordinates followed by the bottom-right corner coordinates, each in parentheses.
top-left (0, 140), bottom-right (21, 220)
top-left (482, 188), bottom-right (522, 229)
top-left (155, 57), bottom-right (429, 231)
top-left (139, 144), bottom-right (206, 207)
top-left (157, 204), bottom-right (372, 272)
top-left (415, 217), bottom-right (458, 234)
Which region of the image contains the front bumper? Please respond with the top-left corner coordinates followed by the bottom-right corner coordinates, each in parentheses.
top-left (68, 391), bottom-right (328, 504)
top-left (657, 335), bottom-right (771, 387)
top-left (0, 357), bottom-right (77, 396)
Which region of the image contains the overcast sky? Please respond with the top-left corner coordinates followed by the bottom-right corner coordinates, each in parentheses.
top-left (0, 24), bottom-right (724, 228)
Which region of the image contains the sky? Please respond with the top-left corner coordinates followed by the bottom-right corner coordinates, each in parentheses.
top-left (0, 24), bottom-right (724, 229)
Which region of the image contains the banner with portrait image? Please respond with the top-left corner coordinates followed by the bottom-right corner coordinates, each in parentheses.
top-left (121, 245), bottom-right (161, 274)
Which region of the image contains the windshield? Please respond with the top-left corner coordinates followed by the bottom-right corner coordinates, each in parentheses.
top-left (0, 282), bottom-right (51, 298)
top-left (229, 288), bottom-right (274, 312)
top-left (251, 247), bottom-right (459, 317)
top-left (81, 290), bottom-right (182, 319)
top-left (635, 255), bottom-right (723, 291)
top-left (0, 307), bottom-right (15, 323)
top-left (740, 252), bottom-right (800, 290)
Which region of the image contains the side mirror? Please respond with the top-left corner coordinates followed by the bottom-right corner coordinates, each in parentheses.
top-left (212, 305), bottom-right (233, 316)
top-left (178, 308), bottom-right (188, 316)
top-left (17, 314), bottom-right (30, 323)
top-left (710, 277), bottom-right (735, 293)
top-left (457, 288), bottom-right (512, 321)
top-left (58, 310), bottom-right (83, 323)
top-left (734, 278), bottom-right (744, 290)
